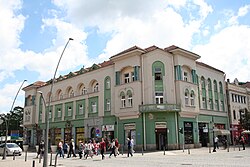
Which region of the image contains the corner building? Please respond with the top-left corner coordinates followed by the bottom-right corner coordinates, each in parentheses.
top-left (23, 45), bottom-right (229, 151)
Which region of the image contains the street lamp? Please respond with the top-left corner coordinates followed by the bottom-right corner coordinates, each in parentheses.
top-left (43, 38), bottom-right (73, 167)
top-left (2, 79), bottom-right (27, 160)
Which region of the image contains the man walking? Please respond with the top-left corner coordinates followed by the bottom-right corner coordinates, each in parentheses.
top-left (100, 138), bottom-right (106, 160)
top-left (127, 138), bottom-right (133, 157)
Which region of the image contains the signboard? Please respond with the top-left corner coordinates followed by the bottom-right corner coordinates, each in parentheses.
top-left (124, 123), bottom-right (136, 130)
top-left (155, 122), bottom-right (167, 129)
top-left (102, 125), bottom-right (114, 131)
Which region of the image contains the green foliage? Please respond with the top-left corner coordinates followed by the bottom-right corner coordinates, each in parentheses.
top-left (239, 109), bottom-right (250, 130)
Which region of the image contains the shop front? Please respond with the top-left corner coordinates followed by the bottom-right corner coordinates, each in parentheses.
top-left (155, 122), bottom-right (168, 150)
top-left (76, 127), bottom-right (85, 143)
top-left (102, 125), bottom-right (114, 141)
top-left (124, 123), bottom-right (136, 146)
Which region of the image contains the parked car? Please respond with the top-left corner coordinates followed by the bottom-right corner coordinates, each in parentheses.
top-left (0, 143), bottom-right (22, 156)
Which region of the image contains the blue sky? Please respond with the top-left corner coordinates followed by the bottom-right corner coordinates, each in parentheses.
top-left (0, 0), bottom-right (250, 114)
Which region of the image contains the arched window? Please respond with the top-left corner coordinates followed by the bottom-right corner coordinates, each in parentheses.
top-left (185, 89), bottom-right (189, 106)
top-left (94, 83), bottom-right (99, 92)
top-left (190, 90), bottom-right (195, 106)
top-left (201, 77), bottom-right (207, 109)
top-left (120, 91), bottom-right (126, 108)
top-left (105, 77), bottom-right (111, 89)
top-left (152, 61), bottom-right (165, 81)
top-left (127, 90), bottom-right (133, 107)
top-left (219, 82), bottom-right (223, 93)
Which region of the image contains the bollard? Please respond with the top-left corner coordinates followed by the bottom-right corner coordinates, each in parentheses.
top-left (13, 150), bottom-right (16, 160)
top-left (54, 154), bottom-right (58, 167)
top-left (239, 145), bottom-right (240, 151)
top-left (122, 145), bottom-right (124, 155)
top-left (188, 148), bottom-right (190, 154)
top-left (32, 160), bottom-right (35, 167)
top-left (49, 152), bottom-right (53, 166)
top-left (25, 151), bottom-right (27, 161)
top-left (163, 146), bottom-right (165, 155)
top-left (39, 154), bottom-right (42, 163)
top-left (142, 146), bottom-right (144, 156)
top-left (227, 143), bottom-right (229, 152)
top-left (208, 143), bottom-right (211, 153)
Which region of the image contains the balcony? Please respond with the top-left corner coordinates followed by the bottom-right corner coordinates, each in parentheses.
top-left (139, 103), bottom-right (181, 113)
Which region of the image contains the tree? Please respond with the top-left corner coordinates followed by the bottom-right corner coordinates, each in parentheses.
top-left (239, 109), bottom-right (250, 131)
top-left (0, 106), bottom-right (24, 137)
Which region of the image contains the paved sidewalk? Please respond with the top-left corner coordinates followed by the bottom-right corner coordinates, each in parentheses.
top-left (0, 146), bottom-right (249, 167)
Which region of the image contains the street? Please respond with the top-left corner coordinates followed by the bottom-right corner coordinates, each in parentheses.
top-left (0, 146), bottom-right (250, 167)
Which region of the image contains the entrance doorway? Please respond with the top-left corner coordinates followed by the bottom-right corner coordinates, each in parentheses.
top-left (198, 123), bottom-right (209, 147)
top-left (155, 128), bottom-right (168, 150)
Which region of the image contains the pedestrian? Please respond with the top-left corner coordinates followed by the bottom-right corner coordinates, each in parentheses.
top-left (78, 141), bottom-right (84, 159)
top-left (83, 141), bottom-right (88, 159)
top-left (85, 140), bottom-right (94, 159)
top-left (115, 138), bottom-right (120, 155)
top-left (100, 138), bottom-right (106, 160)
top-left (67, 139), bottom-right (77, 158)
top-left (127, 138), bottom-right (133, 157)
top-left (131, 137), bottom-right (135, 153)
top-left (63, 142), bottom-right (68, 155)
top-left (57, 140), bottom-right (64, 158)
top-left (109, 139), bottom-right (116, 158)
top-left (240, 135), bottom-right (246, 150)
top-left (36, 140), bottom-right (45, 158)
top-left (214, 136), bottom-right (219, 149)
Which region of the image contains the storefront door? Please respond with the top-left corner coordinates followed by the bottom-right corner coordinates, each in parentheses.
top-left (155, 128), bottom-right (167, 150)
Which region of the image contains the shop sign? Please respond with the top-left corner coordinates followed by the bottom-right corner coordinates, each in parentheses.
top-left (124, 123), bottom-right (136, 130)
top-left (102, 125), bottom-right (114, 131)
top-left (155, 122), bottom-right (167, 129)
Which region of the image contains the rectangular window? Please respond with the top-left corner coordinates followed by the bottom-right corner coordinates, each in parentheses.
top-left (184, 72), bottom-right (188, 81)
top-left (92, 102), bottom-right (97, 113)
top-left (79, 105), bottom-right (84, 115)
top-left (49, 110), bottom-right (52, 119)
top-left (190, 97), bottom-right (194, 106)
top-left (231, 94), bottom-right (234, 102)
top-left (128, 96), bottom-right (133, 107)
top-left (124, 73), bottom-right (130, 83)
top-left (121, 96), bottom-right (126, 108)
top-left (155, 92), bottom-right (164, 104)
top-left (131, 72), bottom-right (135, 82)
top-left (106, 99), bottom-right (111, 111)
top-left (68, 107), bottom-right (72, 116)
top-left (233, 110), bottom-right (236, 120)
top-left (184, 122), bottom-right (194, 144)
top-left (106, 80), bottom-right (110, 89)
top-left (202, 97), bottom-right (206, 109)
top-left (58, 109), bottom-right (61, 117)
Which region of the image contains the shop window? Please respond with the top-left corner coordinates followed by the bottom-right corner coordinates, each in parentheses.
top-left (184, 122), bottom-right (193, 144)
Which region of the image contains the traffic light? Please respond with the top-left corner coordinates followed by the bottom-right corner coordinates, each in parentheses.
top-left (179, 128), bottom-right (183, 134)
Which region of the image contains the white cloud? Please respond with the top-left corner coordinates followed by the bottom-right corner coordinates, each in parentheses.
top-left (229, 5), bottom-right (250, 25)
top-left (193, 25), bottom-right (250, 82)
top-left (0, 81), bottom-right (27, 114)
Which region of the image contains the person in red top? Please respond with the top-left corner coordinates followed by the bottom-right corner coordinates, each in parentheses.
top-left (115, 138), bottom-right (120, 155)
top-left (100, 138), bottom-right (106, 160)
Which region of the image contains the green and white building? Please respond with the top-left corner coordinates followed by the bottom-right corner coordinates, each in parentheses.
top-left (23, 45), bottom-right (229, 150)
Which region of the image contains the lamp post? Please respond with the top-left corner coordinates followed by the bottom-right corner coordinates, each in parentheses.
top-left (2, 79), bottom-right (27, 160)
top-left (43, 38), bottom-right (73, 167)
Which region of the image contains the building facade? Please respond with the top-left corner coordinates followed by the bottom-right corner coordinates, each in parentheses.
top-left (23, 45), bottom-right (229, 150)
top-left (226, 79), bottom-right (250, 143)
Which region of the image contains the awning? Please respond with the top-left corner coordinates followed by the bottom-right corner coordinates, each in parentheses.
top-left (213, 129), bottom-right (230, 135)
top-left (242, 130), bottom-right (250, 134)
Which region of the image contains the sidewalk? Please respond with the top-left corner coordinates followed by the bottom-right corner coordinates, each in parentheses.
top-left (0, 146), bottom-right (248, 167)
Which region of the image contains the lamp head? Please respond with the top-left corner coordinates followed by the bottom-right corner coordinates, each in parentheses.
top-left (37, 91), bottom-right (43, 95)
top-left (69, 38), bottom-right (74, 41)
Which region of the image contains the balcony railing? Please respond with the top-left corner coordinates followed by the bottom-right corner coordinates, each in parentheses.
top-left (139, 103), bottom-right (181, 113)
